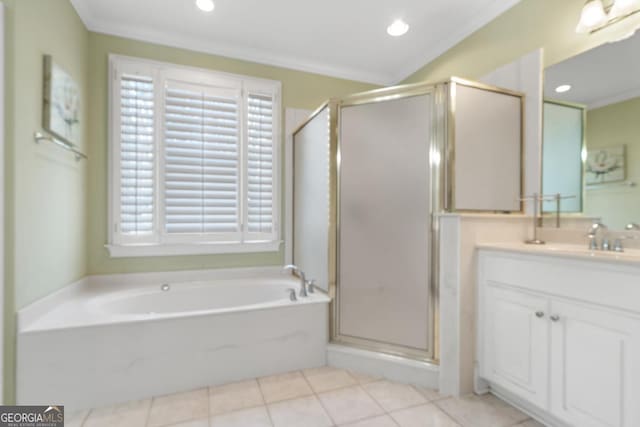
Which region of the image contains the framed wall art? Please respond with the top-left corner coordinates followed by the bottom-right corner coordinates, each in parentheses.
top-left (42, 54), bottom-right (80, 145)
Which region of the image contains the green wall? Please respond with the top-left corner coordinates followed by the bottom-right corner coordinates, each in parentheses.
top-left (2, 0), bottom-right (375, 402)
top-left (3, 0), bottom-right (89, 402)
top-left (585, 97), bottom-right (640, 229)
top-left (6, 0), bottom-right (638, 406)
top-left (402, 0), bottom-right (640, 84)
top-left (86, 33), bottom-right (376, 274)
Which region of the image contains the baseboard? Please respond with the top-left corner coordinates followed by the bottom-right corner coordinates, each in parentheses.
top-left (327, 343), bottom-right (439, 389)
top-left (489, 382), bottom-right (570, 427)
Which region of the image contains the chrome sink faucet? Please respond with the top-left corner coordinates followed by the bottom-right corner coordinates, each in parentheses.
top-left (626, 223), bottom-right (640, 231)
top-left (587, 222), bottom-right (608, 250)
top-left (283, 264), bottom-right (308, 297)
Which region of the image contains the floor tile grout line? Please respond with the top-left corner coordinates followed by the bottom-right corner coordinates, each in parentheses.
top-left (432, 398), bottom-right (467, 426)
top-left (408, 382), bottom-right (449, 402)
top-left (323, 382), bottom-right (386, 426)
top-left (374, 381), bottom-right (434, 410)
top-left (301, 370), bottom-right (337, 426)
top-left (386, 400), bottom-right (439, 414)
top-left (356, 379), bottom-right (391, 415)
top-left (263, 404), bottom-right (276, 427)
top-left (252, 368), bottom-right (446, 426)
top-left (205, 384), bottom-right (212, 427)
top-left (74, 367), bottom-right (528, 427)
top-left (301, 367), bottom-right (359, 394)
top-left (144, 398), bottom-right (154, 427)
top-left (307, 373), bottom-right (386, 397)
top-left (386, 400), bottom-right (461, 426)
top-left (78, 409), bottom-right (91, 427)
top-left (258, 377), bottom-right (276, 427)
top-left (207, 378), bottom-right (273, 425)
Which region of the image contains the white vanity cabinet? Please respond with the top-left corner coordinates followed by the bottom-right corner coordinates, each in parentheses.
top-left (477, 247), bottom-right (640, 427)
top-left (549, 300), bottom-right (640, 427)
top-left (483, 285), bottom-right (549, 409)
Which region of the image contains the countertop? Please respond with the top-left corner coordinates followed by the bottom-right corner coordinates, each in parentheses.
top-left (476, 241), bottom-right (640, 266)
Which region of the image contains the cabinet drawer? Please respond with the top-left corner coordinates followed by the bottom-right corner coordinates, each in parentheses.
top-left (480, 251), bottom-right (640, 314)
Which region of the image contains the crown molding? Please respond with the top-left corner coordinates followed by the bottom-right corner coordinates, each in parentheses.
top-left (70, 0), bottom-right (97, 29)
top-left (390, 0), bottom-right (522, 84)
top-left (70, 0), bottom-right (392, 85)
top-left (588, 87), bottom-right (640, 110)
top-left (71, 0), bottom-right (520, 87)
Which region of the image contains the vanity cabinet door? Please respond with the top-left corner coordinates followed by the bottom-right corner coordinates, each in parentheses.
top-left (484, 285), bottom-right (549, 408)
top-left (550, 300), bottom-right (640, 427)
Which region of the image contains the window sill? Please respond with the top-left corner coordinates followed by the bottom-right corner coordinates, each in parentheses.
top-left (105, 241), bottom-right (282, 258)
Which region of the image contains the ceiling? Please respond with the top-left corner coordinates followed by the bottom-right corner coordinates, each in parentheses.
top-left (544, 30), bottom-right (640, 109)
top-left (70, 0), bottom-right (521, 85)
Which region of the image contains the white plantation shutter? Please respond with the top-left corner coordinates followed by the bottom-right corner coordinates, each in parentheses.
top-left (246, 93), bottom-right (276, 238)
top-left (163, 82), bottom-right (241, 238)
top-left (118, 74), bottom-right (155, 237)
top-left (109, 56), bottom-right (281, 255)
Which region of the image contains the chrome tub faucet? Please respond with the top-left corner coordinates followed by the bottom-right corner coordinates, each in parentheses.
top-left (283, 264), bottom-right (308, 298)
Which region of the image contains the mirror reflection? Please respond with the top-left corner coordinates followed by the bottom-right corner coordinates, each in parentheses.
top-left (543, 31), bottom-right (640, 230)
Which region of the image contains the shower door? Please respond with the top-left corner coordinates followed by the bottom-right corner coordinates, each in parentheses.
top-left (337, 94), bottom-right (433, 358)
top-left (292, 106), bottom-right (331, 292)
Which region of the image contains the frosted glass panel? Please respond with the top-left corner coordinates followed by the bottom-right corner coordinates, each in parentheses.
top-left (454, 85), bottom-right (522, 211)
top-left (338, 95), bottom-right (431, 351)
top-left (542, 102), bottom-right (583, 212)
top-left (292, 108), bottom-right (330, 291)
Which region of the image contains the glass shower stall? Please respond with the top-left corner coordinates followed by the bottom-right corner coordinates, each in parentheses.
top-left (292, 78), bottom-right (524, 363)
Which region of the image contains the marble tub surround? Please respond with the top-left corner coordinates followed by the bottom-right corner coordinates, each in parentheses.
top-left (64, 367), bottom-right (542, 427)
top-left (18, 268), bottom-right (329, 410)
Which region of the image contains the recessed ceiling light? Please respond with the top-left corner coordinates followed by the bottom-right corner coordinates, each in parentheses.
top-left (387, 19), bottom-right (409, 37)
top-left (555, 84), bottom-right (572, 93)
top-left (196, 0), bottom-right (215, 12)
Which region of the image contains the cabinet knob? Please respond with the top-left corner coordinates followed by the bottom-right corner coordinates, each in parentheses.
top-left (535, 311), bottom-right (545, 318)
top-left (550, 314), bottom-right (560, 322)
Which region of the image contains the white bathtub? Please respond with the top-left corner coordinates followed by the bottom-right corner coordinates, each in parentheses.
top-left (17, 268), bottom-right (330, 411)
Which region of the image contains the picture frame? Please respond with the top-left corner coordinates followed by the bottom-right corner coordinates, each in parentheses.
top-left (585, 145), bottom-right (626, 185)
top-left (42, 55), bottom-right (80, 146)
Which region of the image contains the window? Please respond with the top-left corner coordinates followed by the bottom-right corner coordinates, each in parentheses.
top-left (108, 55), bottom-right (281, 257)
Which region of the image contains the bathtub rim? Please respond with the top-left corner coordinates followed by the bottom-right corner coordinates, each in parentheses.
top-left (18, 266), bottom-right (330, 334)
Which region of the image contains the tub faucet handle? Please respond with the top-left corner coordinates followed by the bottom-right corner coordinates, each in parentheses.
top-left (306, 279), bottom-right (316, 294)
top-left (287, 288), bottom-right (298, 302)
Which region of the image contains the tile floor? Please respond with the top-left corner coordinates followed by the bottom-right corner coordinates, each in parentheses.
top-left (65, 367), bottom-right (545, 427)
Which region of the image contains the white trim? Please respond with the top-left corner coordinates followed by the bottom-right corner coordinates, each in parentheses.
top-left (489, 384), bottom-right (571, 427)
top-left (70, 0), bottom-right (520, 86)
top-left (284, 108), bottom-right (313, 265)
top-left (327, 344), bottom-right (439, 389)
top-left (389, 0), bottom-right (523, 84)
top-left (69, 1), bottom-right (389, 85)
top-left (105, 240), bottom-right (282, 258)
top-left (0, 3), bottom-right (5, 404)
top-left (108, 55), bottom-right (281, 257)
top-left (284, 110), bottom-right (295, 265)
top-left (588, 87), bottom-right (640, 110)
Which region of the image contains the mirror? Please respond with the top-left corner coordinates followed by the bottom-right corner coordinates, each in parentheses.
top-left (542, 31), bottom-right (640, 230)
